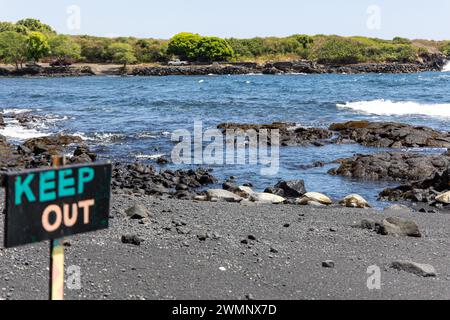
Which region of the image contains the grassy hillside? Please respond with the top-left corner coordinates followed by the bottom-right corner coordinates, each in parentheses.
top-left (1, 18), bottom-right (449, 68)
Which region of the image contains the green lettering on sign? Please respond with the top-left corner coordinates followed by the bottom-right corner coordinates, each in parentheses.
top-left (15, 174), bottom-right (36, 205)
top-left (78, 167), bottom-right (94, 194)
top-left (58, 169), bottom-right (75, 197)
top-left (40, 171), bottom-right (56, 202)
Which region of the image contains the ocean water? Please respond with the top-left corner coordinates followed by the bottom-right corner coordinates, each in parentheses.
top-left (1, 71), bottom-right (450, 206)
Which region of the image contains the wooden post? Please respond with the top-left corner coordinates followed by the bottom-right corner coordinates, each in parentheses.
top-left (49, 155), bottom-right (66, 300)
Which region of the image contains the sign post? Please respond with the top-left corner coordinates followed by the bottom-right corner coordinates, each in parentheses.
top-left (49, 155), bottom-right (65, 300)
top-left (2, 159), bottom-right (112, 300)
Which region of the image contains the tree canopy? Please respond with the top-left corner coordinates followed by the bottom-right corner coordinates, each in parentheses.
top-left (0, 31), bottom-right (28, 69)
top-left (108, 42), bottom-right (137, 68)
top-left (49, 35), bottom-right (81, 62)
top-left (16, 18), bottom-right (54, 34)
top-left (26, 31), bottom-right (50, 62)
top-left (167, 32), bottom-right (234, 62)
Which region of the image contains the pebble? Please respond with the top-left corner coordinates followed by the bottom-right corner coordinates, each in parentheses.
top-left (322, 260), bottom-right (335, 268)
top-left (121, 234), bottom-right (143, 246)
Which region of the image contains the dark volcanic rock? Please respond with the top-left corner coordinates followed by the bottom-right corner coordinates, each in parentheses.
top-left (266, 180), bottom-right (306, 198)
top-left (121, 234), bottom-right (143, 246)
top-left (379, 167), bottom-right (450, 206)
top-left (329, 121), bottom-right (450, 148)
top-left (329, 152), bottom-right (450, 182)
top-left (133, 65), bottom-right (254, 76)
top-left (112, 162), bottom-right (217, 198)
top-left (23, 135), bottom-right (83, 155)
top-left (217, 122), bottom-right (332, 146)
top-left (375, 217), bottom-right (422, 237)
top-left (0, 114), bottom-right (4, 128)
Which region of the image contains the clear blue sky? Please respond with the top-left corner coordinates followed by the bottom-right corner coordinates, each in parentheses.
top-left (1, 0), bottom-right (449, 40)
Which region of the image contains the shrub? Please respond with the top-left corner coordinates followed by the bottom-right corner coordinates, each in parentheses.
top-left (315, 37), bottom-right (365, 64)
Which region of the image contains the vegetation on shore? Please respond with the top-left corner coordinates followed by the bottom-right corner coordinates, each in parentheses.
top-left (0, 18), bottom-right (449, 70)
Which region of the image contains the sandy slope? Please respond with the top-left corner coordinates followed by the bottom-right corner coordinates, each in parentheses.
top-left (1, 190), bottom-right (450, 300)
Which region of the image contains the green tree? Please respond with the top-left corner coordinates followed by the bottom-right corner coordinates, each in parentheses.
top-left (107, 42), bottom-right (137, 68)
top-left (292, 34), bottom-right (314, 49)
top-left (49, 35), bottom-right (81, 62)
top-left (196, 37), bottom-right (234, 62)
top-left (0, 31), bottom-right (28, 69)
top-left (26, 31), bottom-right (50, 63)
top-left (167, 32), bottom-right (202, 61)
top-left (16, 18), bottom-right (54, 34)
top-left (0, 22), bottom-right (29, 34)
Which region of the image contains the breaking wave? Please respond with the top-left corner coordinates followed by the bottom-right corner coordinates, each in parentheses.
top-left (336, 99), bottom-right (450, 117)
top-left (442, 61), bottom-right (450, 72)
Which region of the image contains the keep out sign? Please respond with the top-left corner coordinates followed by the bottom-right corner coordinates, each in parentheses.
top-left (4, 163), bottom-right (112, 248)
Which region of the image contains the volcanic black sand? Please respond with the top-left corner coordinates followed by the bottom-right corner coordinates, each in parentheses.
top-left (1, 189), bottom-right (450, 300)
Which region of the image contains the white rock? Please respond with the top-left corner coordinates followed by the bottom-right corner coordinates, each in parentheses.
top-left (297, 192), bottom-right (332, 205)
top-left (339, 194), bottom-right (371, 208)
top-left (435, 191), bottom-right (450, 204)
top-left (207, 189), bottom-right (243, 203)
top-left (250, 193), bottom-right (285, 204)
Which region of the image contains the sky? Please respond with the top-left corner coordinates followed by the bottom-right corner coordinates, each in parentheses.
top-left (1, 0), bottom-right (450, 40)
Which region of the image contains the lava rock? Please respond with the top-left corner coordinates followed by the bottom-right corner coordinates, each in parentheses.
top-left (390, 260), bottom-right (436, 277)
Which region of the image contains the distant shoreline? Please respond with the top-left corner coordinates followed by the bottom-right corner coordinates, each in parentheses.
top-left (0, 59), bottom-right (446, 78)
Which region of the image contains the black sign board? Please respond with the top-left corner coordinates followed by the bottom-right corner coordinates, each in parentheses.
top-left (4, 162), bottom-right (112, 248)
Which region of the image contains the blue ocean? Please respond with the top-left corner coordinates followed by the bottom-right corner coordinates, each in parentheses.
top-left (1, 71), bottom-right (450, 206)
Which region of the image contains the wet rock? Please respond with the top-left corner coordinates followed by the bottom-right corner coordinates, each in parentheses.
top-left (156, 156), bottom-right (170, 164)
top-left (379, 168), bottom-right (450, 206)
top-left (273, 180), bottom-right (306, 198)
top-left (339, 194), bottom-right (371, 208)
top-left (376, 217), bottom-right (421, 237)
top-left (0, 115), bottom-right (4, 128)
top-left (217, 122), bottom-right (332, 147)
top-left (390, 260), bottom-right (436, 277)
top-left (329, 152), bottom-right (450, 182)
top-left (111, 163), bottom-right (217, 198)
top-left (125, 204), bottom-right (150, 220)
top-left (330, 121), bottom-right (450, 148)
top-left (23, 135), bottom-right (82, 155)
top-left (121, 234), bottom-right (143, 246)
top-left (71, 145), bottom-right (97, 163)
top-left (297, 192), bottom-right (332, 205)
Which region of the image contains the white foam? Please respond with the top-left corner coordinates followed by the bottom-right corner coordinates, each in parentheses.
top-left (135, 154), bottom-right (165, 160)
top-left (337, 99), bottom-right (450, 117)
top-left (442, 61), bottom-right (450, 72)
top-left (0, 123), bottom-right (49, 140)
top-left (1, 108), bottom-right (33, 115)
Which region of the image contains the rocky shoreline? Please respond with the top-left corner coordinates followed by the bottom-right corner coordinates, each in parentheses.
top-left (1, 112), bottom-right (449, 212)
top-left (0, 57), bottom-right (447, 77)
top-left (1, 112), bottom-right (450, 300)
